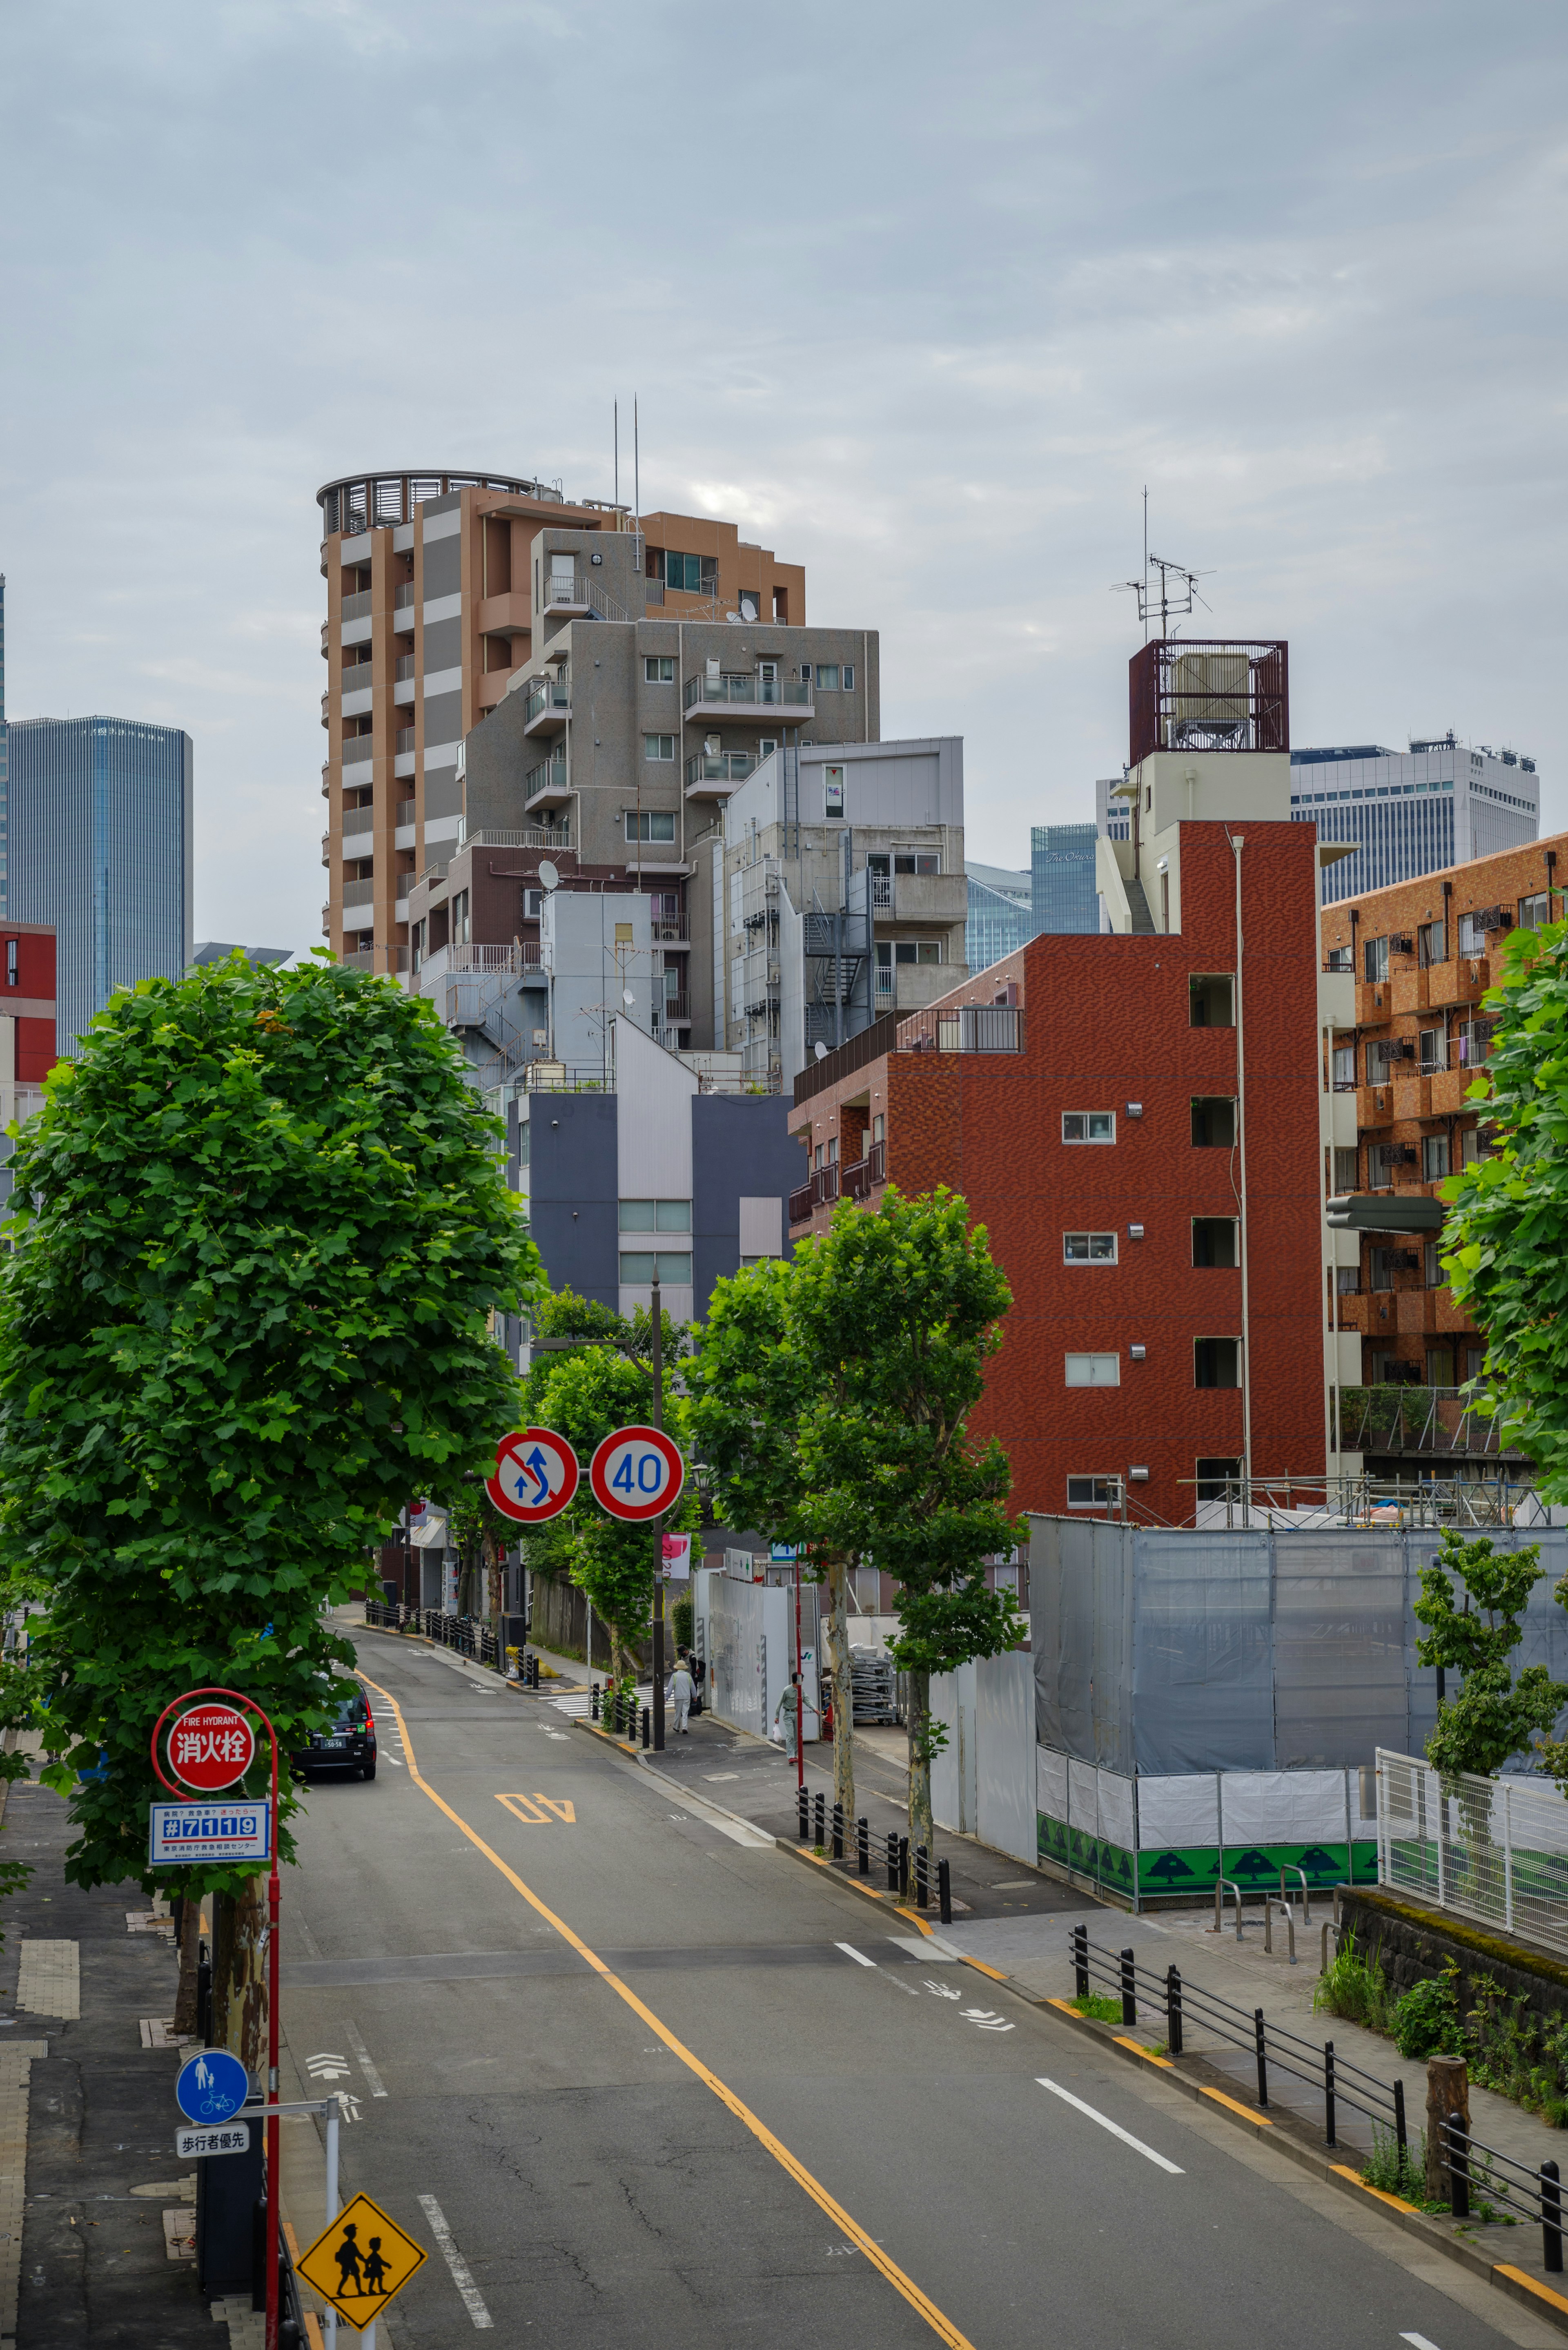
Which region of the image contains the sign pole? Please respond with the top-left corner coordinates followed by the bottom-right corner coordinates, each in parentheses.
top-left (650, 1269), bottom-right (666, 1753)
top-left (795, 1558), bottom-right (805, 1793)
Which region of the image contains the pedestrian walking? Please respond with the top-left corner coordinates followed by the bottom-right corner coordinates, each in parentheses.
top-left (774, 1673), bottom-right (801, 1762)
top-left (669, 1658), bottom-right (695, 1734)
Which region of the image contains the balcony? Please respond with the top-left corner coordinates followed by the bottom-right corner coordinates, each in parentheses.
top-left (684, 751), bottom-right (756, 796)
top-left (523, 671), bottom-right (571, 735)
top-left (339, 944), bottom-right (411, 976)
top-left (341, 589), bottom-right (373, 624)
top-left (394, 583), bottom-right (415, 613)
top-left (788, 1164), bottom-right (842, 1227)
top-left (396, 727), bottom-right (415, 757)
top-left (841, 1140), bottom-right (887, 1204)
top-left (525, 757), bottom-right (570, 810)
top-left (1356, 1082), bottom-right (1393, 1130)
top-left (462, 825), bottom-right (573, 852)
top-left (1428, 957), bottom-right (1488, 1009)
top-left (539, 571), bottom-right (631, 623)
top-left (683, 673), bottom-right (813, 725)
top-left (871, 872), bottom-right (969, 926)
top-left (1336, 1386), bottom-right (1520, 1461)
top-left (655, 994), bottom-right (691, 1027)
top-left (321, 831), bottom-right (330, 868)
top-left (395, 655), bottom-right (415, 682)
top-left (479, 590), bottom-right (530, 638)
top-left (895, 1003), bottom-right (1025, 1055)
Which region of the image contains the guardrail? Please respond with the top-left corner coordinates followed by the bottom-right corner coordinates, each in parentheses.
top-left (1438, 2114), bottom-right (1564, 2267)
top-left (363, 1599), bottom-right (498, 1670)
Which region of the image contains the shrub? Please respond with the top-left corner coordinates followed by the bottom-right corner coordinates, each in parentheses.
top-left (1392, 1964), bottom-right (1464, 2060)
top-left (1315, 1929), bottom-right (1397, 2035)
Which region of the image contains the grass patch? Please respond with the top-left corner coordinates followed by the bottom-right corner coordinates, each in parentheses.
top-left (1362, 2124), bottom-right (1432, 2205)
top-left (1069, 1991), bottom-right (1123, 2024)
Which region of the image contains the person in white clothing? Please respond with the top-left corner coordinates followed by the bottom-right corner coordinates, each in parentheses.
top-left (669, 1660), bottom-right (696, 1734)
top-left (774, 1674), bottom-right (800, 1762)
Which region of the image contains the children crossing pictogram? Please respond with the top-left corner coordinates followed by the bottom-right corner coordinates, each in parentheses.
top-left (296, 2192), bottom-right (427, 2329)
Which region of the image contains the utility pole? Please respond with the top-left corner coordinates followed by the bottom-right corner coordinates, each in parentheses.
top-left (650, 1269), bottom-right (666, 1752)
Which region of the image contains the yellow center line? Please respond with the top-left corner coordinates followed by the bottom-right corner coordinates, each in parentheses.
top-left (357, 1669), bottom-right (977, 2350)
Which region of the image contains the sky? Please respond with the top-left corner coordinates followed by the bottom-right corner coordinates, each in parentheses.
top-left (2, 0), bottom-right (1565, 949)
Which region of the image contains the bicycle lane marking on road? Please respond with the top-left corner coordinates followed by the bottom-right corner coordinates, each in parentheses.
top-left (356, 1668), bottom-right (978, 2350)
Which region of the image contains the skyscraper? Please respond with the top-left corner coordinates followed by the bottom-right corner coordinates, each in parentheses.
top-left (1031, 822), bottom-right (1098, 933)
top-left (965, 861), bottom-right (1031, 972)
top-left (1291, 738), bottom-right (1539, 903)
top-left (0, 577), bottom-right (8, 917)
top-left (7, 717), bottom-right (193, 1054)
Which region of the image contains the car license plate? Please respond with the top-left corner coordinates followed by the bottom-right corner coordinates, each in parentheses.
top-left (322, 1738), bottom-right (347, 1751)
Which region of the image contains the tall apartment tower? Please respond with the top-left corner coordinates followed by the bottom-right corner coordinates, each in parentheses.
top-left (316, 469), bottom-right (806, 973)
top-left (1293, 737), bottom-right (1539, 903)
top-left (7, 717), bottom-right (192, 1055)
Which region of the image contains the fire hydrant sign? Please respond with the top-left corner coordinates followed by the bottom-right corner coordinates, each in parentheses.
top-left (487, 1427), bottom-right (579, 1524)
top-left (296, 2191), bottom-right (428, 2330)
top-left (167, 1703), bottom-right (255, 1792)
top-left (589, 1425), bottom-right (685, 1521)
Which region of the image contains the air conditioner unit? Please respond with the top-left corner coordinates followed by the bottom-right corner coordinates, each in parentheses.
top-left (767, 965), bottom-right (780, 986)
top-left (1390, 934), bottom-right (1414, 954)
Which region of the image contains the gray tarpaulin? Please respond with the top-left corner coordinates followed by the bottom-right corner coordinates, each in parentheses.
top-left (1029, 1516), bottom-right (1568, 1778)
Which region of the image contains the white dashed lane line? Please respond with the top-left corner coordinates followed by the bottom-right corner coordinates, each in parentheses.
top-left (836, 1943), bottom-right (877, 1967)
top-left (418, 2194), bottom-right (493, 2328)
top-left (344, 2019), bottom-right (387, 2098)
top-left (1036, 2079), bottom-right (1185, 2174)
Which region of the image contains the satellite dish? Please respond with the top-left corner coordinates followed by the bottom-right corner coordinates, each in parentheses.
top-left (814, 1042), bottom-right (828, 1061)
top-left (538, 860), bottom-right (560, 892)
top-left (623, 989), bottom-right (636, 1008)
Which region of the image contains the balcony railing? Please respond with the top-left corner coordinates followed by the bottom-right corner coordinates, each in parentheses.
top-left (338, 945), bottom-right (410, 975)
top-left (523, 672), bottom-right (571, 725)
top-left (684, 674), bottom-right (810, 711)
top-left (1128, 637), bottom-right (1288, 765)
top-left (394, 582), bottom-right (416, 611)
top-left (842, 1139), bottom-right (887, 1203)
top-left (461, 825), bottom-right (572, 851)
top-left (341, 589), bottom-right (372, 623)
top-left (789, 1164), bottom-right (842, 1225)
top-left (395, 654), bottom-right (415, 682)
top-left (418, 944), bottom-right (541, 992)
top-left (525, 757), bottom-right (569, 802)
top-left (655, 994), bottom-right (691, 1025)
top-left (871, 873), bottom-right (893, 909)
top-left (1336, 1386), bottom-right (1523, 1460)
top-left (684, 751), bottom-right (756, 787)
top-left (396, 727), bottom-right (415, 756)
top-left (896, 1003), bottom-right (1025, 1055)
top-left (1455, 1018), bottom-right (1496, 1066)
top-left (540, 573), bottom-right (630, 623)
top-left (396, 798), bottom-right (416, 827)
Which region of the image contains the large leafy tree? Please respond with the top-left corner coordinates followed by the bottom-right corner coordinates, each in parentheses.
top-left (1443, 916), bottom-right (1568, 1486)
top-left (694, 1189), bottom-right (1020, 1858)
top-left (1414, 1532), bottom-right (1567, 1784)
top-left (0, 955), bottom-right (539, 1972)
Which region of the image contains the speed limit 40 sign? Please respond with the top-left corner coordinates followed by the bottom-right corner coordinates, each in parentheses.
top-left (589, 1425), bottom-right (685, 1521)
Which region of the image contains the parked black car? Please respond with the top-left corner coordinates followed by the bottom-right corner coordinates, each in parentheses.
top-left (294, 1685), bottom-right (377, 1781)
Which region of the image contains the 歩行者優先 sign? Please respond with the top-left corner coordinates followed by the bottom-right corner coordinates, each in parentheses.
top-left (166, 1702), bottom-right (256, 1792)
top-left (487, 1427), bottom-right (579, 1524)
top-left (589, 1425), bottom-right (685, 1522)
top-left (296, 2191), bottom-right (428, 2329)
top-left (177, 2122), bottom-right (251, 2159)
top-left (149, 1800), bottom-right (272, 1866)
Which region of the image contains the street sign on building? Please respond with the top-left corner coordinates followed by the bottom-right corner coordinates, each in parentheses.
top-left (174, 2048), bottom-right (249, 2125)
top-left (176, 2122), bottom-right (250, 2160)
top-left (296, 2192), bottom-right (428, 2330)
top-left (589, 1425), bottom-right (685, 1521)
top-left (149, 1799), bottom-right (272, 1867)
top-left (487, 1427), bottom-right (580, 1524)
top-left (166, 1703), bottom-right (256, 1793)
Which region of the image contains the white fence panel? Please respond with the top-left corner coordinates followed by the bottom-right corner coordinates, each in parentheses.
top-left (974, 1649), bottom-right (1036, 1862)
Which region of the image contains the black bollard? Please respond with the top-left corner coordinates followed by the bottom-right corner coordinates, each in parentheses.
top-left (886, 1831), bottom-right (899, 1891)
top-left (641, 1705), bottom-right (650, 1750)
top-left (832, 1802), bottom-right (844, 1862)
top-left (813, 1792), bottom-right (826, 1848)
top-left (857, 1816), bottom-right (870, 1878)
top-left (797, 1787), bottom-right (810, 1842)
top-left (938, 1857), bottom-right (952, 1924)
top-left (898, 1836), bottom-right (910, 1900)
top-left (915, 1844), bottom-right (929, 1910)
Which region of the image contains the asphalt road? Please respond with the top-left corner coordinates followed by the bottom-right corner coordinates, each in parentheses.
top-left (280, 1628), bottom-right (1560, 2350)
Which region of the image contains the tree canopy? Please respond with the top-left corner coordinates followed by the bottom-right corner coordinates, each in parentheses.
top-left (0, 953), bottom-right (540, 1894)
top-left (1414, 1531), bottom-right (1567, 1780)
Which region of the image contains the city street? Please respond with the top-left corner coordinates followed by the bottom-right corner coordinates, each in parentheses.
top-left (279, 1628), bottom-right (1561, 2350)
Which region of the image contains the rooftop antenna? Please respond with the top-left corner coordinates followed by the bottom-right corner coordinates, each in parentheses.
top-left (634, 397), bottom-right (640, 559)
top-left (614, 400), bottom-right (619, 518)
top-left (1113, 492), bottom-right (1212, 639)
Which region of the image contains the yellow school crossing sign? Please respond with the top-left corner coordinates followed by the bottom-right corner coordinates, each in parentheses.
top-left (296, 2192), bottom-right (427, 2330)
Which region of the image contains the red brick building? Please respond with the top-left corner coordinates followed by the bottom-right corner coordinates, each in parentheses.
top-left (788, 644), bottom-right (1327, 1527)
top-left (0, 919), bottom-right (56, 1095)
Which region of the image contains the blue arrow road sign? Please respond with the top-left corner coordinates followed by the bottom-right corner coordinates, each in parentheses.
top-left (175, 2047), bottom-right (250, 2124)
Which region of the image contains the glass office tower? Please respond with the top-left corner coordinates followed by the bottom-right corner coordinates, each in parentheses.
top-left (1031, 821), bottom-right (1098, 933)
top-left (7, 716), bottom-right (193, 1055)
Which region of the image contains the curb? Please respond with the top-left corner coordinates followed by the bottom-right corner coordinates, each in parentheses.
top-left (1018, 1989), bottom-right (1568, 2334)
top-left (773, 1835), bottom-right (936, 1935)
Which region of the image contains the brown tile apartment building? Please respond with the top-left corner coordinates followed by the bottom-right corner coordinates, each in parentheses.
top-left (1321, 830), bottom-right (1567, 1396)
top-left (316, 468), bottom-right (806, 972)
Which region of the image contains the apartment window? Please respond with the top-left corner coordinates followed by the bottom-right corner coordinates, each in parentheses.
top-left (1333, 1146), bottom-right (1358, 1191)
top-left (1466, 1346), bottom-right (1486, 1381)
top-left (1369, 1245), bottom-right (1405, 1289)
top-left (893, 940), bottom-right (941, 965)
top-left (1331, 1043), bottom-right (1356, 1089)
top-left (524, 888), bottom-right (543, 920)
top-left (1425, 1240), bottom-right (1443, 1287)
top-left (1065, 1353), bottom-right (1119, 1387)
top-left (1325, 945), bottom-right (1353, 971)
top-left (644, 734), bottom-right (676, 762)
top-left (1458, 912), bottom-right (1487, 956)
top-left (644, 656), bottom-right (675, 684)
top-left (842, 663), bottom-right (855, 690)
top-left (1194, 1337), bottom-right (1240, 1388)
top-left (451, 889), bottom-right (470, 947)
top-left (410, 918), bottom-right (425, 974)
top-left (1064, 1232), bottom-right (1118, 1264)
top-left (811, 664), bottom-right (841, 690)
top-left (619, 1251), bottom-right (694, 1283)
top-left (1519, 892), bottom-right (1550, 929)
top-left (1190, 1097), bottom-right (1235, 1147)
top-left (894, 851), bottom-right (940, 874)
top-left (1461, 1124), bottom-right (1485, 1166)
top-left (871, 1113), bottom-right (885, 1144)
top-left (1426, 1346), bottom-right (1454, 1387)
top-left (1189, 974), bottom-right (1235, 1028)
top-left (3, 940), bottom-right (15, 988)
top-left (1363, 935), bottom-right (1390, 983)
top-left (626, 811), bottom-right (677, 843)
top-left (1067, 1476), bottom-right (1118, 1509)
top-left (1419, 1026), bottom-right (1443, 1071)
top-left (759, 737), bottom-right (778, 758)
top-left (1418, 920), bottom-right (1447, 967)
top-left (1192, 1218), bottom-right (1237, 1268)
top-left (1422, 1133), bottom-right (1450, 1181)
top-left (619, 1200), bottom-right (692, 1231)
top-left (659, 551), bottom-right (717, 595)
top-left (1062, 1111), bottom-right (1115, 1144)
top-left (1196, 1458), bottom-right (1243, 1501)
top-left (1335, 1266), bottom-right (1360, 1295)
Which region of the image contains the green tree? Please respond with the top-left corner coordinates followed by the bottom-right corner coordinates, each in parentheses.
top-left (446, 1480), bottom-right (516, 1622)
top-left (1442, 917), bottom-right (1568, 1485)
top-left (518, 1294), bottom-right (697, 1681)
top-left (0, 953), bottom-right (539, 2044)
top-left (694, 1189), bottom-right (1020, 1858)
top-left (1414, 1531), bottom-right (1566, 1781)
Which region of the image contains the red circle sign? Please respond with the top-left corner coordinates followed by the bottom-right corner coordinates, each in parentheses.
top-left (589, 1425), bottom-right (686, 1522)
top-left (167, 1703), bottom-right (255, 1792)
top-left (487, 1428), bottom-right (581, 1524)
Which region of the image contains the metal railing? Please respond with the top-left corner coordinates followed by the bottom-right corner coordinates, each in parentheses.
top-left (1455, 1018), bottom-right (1496, 1066)
top-left (1435, 2113), bottom-right (1566, 2264)
top-left (685, 751), bottom-right (756, 786)
top-left (523, 672), bottom-right (571, 724)
top-left (526, 757), bottom-right (568, 800)
top-left (655, 993), bottom-right (690, 1024)
top-left (364, 1599), bottom-right (499, 1670)
top-left (540, 573), bottom-right (631, 623)
top-left (1338, 1385), bottom-right (1517, 1459)
top-left (338, 946), bottom-right (410, 975)
top-left (394, 582), bottom-right (416, 611)
top-left (684, 673), bottom-right (810, 710)
top-left (1379, 1748), bottom-right (1568, 1956)
top-left (896, 1003), bottom-right (1024, 1055)
top-left (341, 589), bottom-right (372, 622)
top-left (394, 654), bottom-right (415, 682)
top-left (461, 825), bottom-right (572, 851)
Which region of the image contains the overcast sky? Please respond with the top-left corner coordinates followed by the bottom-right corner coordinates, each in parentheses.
top-left (2, 0), bottom-right (1564, 948)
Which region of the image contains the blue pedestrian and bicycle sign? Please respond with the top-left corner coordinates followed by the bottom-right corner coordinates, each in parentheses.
top-left (175, 2047), bottom-right (250, 2124)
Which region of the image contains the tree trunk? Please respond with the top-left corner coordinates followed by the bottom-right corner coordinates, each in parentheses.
top-left (172, 1891), bottom-right (203, 2035)
top-left (906, 1666), bottom-right (935, 1866)
top-left (209, 1878), bottom-right (268, 2082)
top-left (826, 1558), bottom-right (855, 1823)
top-left (1426, 2053), bottom-right (1470, 2203)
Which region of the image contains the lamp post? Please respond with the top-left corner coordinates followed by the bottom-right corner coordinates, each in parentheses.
top-left (650, 1269), bottom-right (666, 1751)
